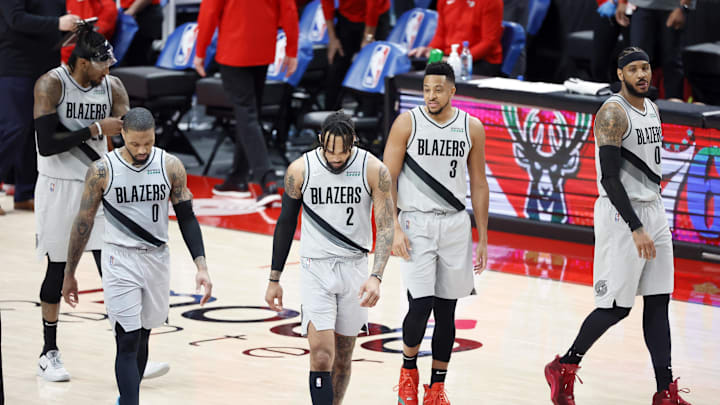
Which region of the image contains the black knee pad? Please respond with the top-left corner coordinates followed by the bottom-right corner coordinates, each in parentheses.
top-left (402, 291), bottom-right (434, 347)
top-left (115, 324), bottom-right (142, 354)
top-left (431, 297), bottom-right (457, 362)
top-left (39, 260), bottom-right (65, 304)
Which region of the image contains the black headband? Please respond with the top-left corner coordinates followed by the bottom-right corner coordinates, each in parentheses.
top-left (618, 50), bottom-right (649, 69)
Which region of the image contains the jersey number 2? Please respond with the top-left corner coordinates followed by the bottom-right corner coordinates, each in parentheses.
top-left (346, 207), bottom-right (354, 226)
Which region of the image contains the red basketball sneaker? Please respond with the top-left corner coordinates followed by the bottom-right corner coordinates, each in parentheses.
top-left (652, 378), bottom-right (692, 405)
top-left (545, 355), bottom-right (582, 405)
top-left (423, 383), bottom-right (450, 405)
top-left (396, 367), bottom-right (419, 405)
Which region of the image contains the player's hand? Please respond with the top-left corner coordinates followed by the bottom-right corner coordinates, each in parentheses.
top-left (193, 56), bottom-right (206, 77)
top-left (61, 274), bottom-right (79, 308)
top-left (408, 46), bottom-right (431, 58)
top-left (358, 276), bottom-right (380, 307)
top-left (666, 7), bottom-right (686, 30)
top-left (195, 269), bottom-right (213, 305)
top-left (474, 238), bottom-right (488, 274)
top-left (98, 117), bottom-right (123, 137)
top-left (282, 56), bottom-right (298, 77)
top-left (392, 224), bottom-right (411, 260)
top-left (615, 2), bottom-right (630, 27)
top-left (632, 227), bottom-right (656, 260)
top-left (59, 14), bottom-right (80, 31)
top-left (265, 282), bottom-right (283, 312)
top-left (327, 35), bottom-right (344, 63)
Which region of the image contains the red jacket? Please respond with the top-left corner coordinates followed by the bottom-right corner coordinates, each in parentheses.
top-left (196, 0), bottom-right (299, 67)
top-left (321, 0), bottom-right (390, 27)
top-left (429, 0), bottom-right (503, 65)
top-left (62, 0), bottom-right (118, 63)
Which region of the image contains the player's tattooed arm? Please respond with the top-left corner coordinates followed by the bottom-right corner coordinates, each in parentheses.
top-left (65, 160), bottom-right (107, 276)
top-left (167, 153), bottom-right (193, 205)
top-left (283, 158), bottom-right (305, 200)
top-left (109, 76), bottom-right (130, 117)
top-left (369, 158), bottom-right (395, 277)
top-left (594, 102), bottom-right (628, 147)
top-left (33, 72), bottom-right (62, 118)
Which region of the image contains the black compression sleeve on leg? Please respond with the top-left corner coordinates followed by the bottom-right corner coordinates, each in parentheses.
top-left (599, 145), bottom-right (643, 231)
top-left (560, 303), bottom-right (631, 364)
top-left (137, 328), bottom-right (150, 379)
top-left (431, 297), bottom-right (457, 363)
top-left (309, 371), bottom-right (333, 405)
top-left (173, 200), bottom-right (205, 260)
top-left (40, 261), bottom-right (65, 304)
top-left (643, 294), bottom-right (672, 392)
top-left (271, 193), bottom-right (302, 271)
top-left (35, 113), bottom-right (92, 157)
top-left (402, 291), bottom-right (434, 348)
top-left (115, 323), bottom-right (141, 405)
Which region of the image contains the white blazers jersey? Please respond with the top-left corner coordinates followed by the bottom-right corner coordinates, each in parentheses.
top-left (398, 106), bottom-right (471, 212)
top-left (595, 95), bottom-right (662, 201)
top-left (37, 66), bottom-right (112, 181)
top-left (102, 147), bottom-right (170, 249)
top-left (300, 147), bottom-right (373, 259)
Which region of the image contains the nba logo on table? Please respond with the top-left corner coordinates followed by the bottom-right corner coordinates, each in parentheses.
top-left (310, 6), bottom-right (327, 42)
top-left (402, 11), bottom-right (424, 50)
top-left (268, 31), bottom-right (287, 76)
top-left (174, 24), bottom-right (199, 66)
top-left (362, 44), bottom-right (390, 89)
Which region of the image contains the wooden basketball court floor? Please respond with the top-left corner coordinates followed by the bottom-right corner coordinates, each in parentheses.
top-left (2, 182), bottom-right (720, 404)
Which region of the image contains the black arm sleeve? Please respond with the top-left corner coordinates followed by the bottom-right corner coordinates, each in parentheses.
top-left (174, 200), bottom-right (206, 260)
top-left (599, 145), bottom-right (643, 231)
top-left (35, 113), bottom-right (92, 157)
top-left (271, 193), bottom-right (302, 271)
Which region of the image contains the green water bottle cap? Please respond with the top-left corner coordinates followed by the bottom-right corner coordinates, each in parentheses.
top-left (428, 48), bottom-right (444, 64)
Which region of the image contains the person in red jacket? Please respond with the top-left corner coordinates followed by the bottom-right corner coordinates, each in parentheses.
top-left (322, 0), bottom-right (391, 110)
top-left (194, 0), bottom-right (299, 204)
top-left (409, 0), bottom-right (504, 77)
top-left (61, 0), bottom-right (118, 64)
top-left (120, 0), bottom-right (163, 66)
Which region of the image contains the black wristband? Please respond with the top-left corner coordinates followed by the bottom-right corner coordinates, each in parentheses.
top-left (269, 278), bottom-right (280, 283)
top-left (370, 273), bottom-right (382, 282)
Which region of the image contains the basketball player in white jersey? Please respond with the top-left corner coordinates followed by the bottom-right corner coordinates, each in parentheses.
top-left (61, 107), bottom-right (213, 405)
top-left (384, 62), bottom-right (489, 405)
top-left (32, 23), bottom-right (126, 382)
top-left (544, 47), bottom-right (691, 405)
top-left (264, 111), bottom-right (394, 405)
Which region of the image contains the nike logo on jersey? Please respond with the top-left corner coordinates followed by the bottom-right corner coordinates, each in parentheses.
top-left (417, 138), bottom-right (466, 157)
top-left (65, 102), bottom-right (108, 121)
top-left (635, 127), bottom-right (662, 145)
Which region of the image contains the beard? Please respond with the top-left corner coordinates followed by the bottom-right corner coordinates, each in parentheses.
top-left (427, 100), bottom-right (449, 115)
top-left (127, 149), bottom-right (149, 166)
top-left (624, 78), bottom-right (649, 98)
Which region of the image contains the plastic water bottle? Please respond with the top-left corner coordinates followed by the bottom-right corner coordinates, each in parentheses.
top-left (460, 41), bottom-right (472, 81)
top-left (447, 44), bottom-right (462, 80)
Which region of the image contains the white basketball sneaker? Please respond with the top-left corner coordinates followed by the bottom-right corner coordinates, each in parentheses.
top-left (37, 350), bottom-right (71, 382)
top-left (143, 361), bottom-right (170, 379)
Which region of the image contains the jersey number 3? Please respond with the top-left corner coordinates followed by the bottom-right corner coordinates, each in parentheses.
top-left (449, 159), bottom-right (458, 178)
